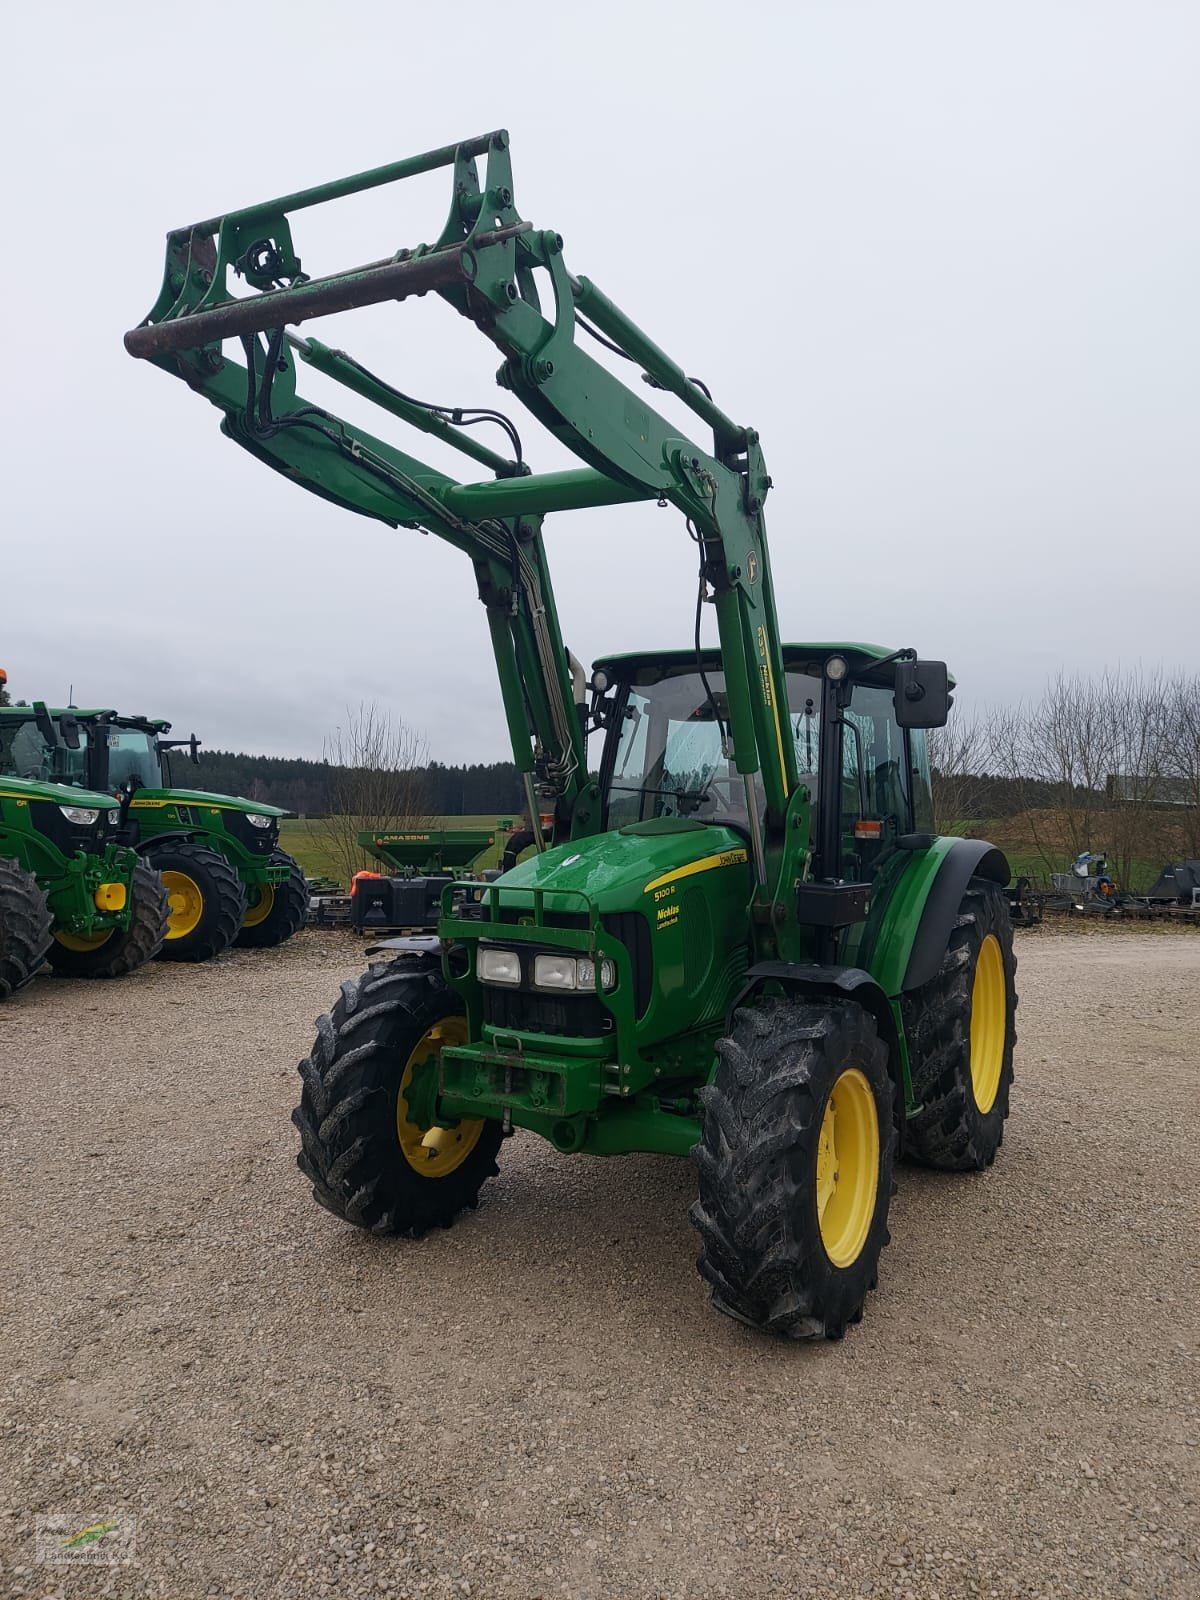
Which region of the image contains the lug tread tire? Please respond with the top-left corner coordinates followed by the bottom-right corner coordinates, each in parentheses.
top-left (292, 960), bottom-right (503, 1236)
top-left (0, 858), bottom-right (53, 1001)
top-left (234, 849), bottom-right (309, 949)
top-left (690, 998), bottom-right (895, 1340)
top-left (46, 859), bottom-right (169, 979)
top-left (149, 843), bottom-right (246, 963)
top-left (902, 877), bottom-right (1017, 1171)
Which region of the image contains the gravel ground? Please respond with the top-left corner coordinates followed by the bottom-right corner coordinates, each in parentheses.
top-left (0, 925), bottom-right (1197, 1600)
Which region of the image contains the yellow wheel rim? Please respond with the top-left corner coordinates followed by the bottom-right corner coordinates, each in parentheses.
top-left (969, 933), bottom-right (1006, 1113)
top-left (242, 883), bottom-right (276, 928)
top-left (396, 1015), bottom-right (485, 1178)
top-left (161, 871), bottom-right (204, 939)
top-left (816, 1067), bottom-right (880, 1268)
top-left (53, 928), bottom-right (114, 952)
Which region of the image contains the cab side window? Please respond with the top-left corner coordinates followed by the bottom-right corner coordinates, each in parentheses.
top-left (841, 684), bottom-right (912, 877)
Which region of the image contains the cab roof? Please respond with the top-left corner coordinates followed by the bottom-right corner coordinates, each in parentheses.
top-left (0, 707), bottom-right (172, 733)
top-left (594, 643), bottom-right (895, 677)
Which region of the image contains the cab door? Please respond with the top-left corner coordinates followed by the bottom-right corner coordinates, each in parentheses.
top-left (838, 684), bottom-right (913, 882)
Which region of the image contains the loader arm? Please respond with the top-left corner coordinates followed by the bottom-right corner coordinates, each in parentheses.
top-left (124, 129), bottom-right (797, 876)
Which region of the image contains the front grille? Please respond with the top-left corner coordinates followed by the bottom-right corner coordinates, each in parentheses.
top-left (602, 911), bottom-right (653, 1015)
top-left (28, 800), bottom-right (107, 855)
top-left (221, 808), bottom-right (278, 856)
top-left (481, 986), bottom-right (612, 1037)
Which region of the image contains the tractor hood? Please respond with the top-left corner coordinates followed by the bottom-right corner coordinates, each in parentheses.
top-left (0, 775), bottom-right (120, 810)
top-left (493, 817), bottom-right (752, 915)
top-left (127, 788), bottom-right (288, 816)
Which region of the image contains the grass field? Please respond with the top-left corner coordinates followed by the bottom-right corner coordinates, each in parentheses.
top-left (279, 815), bottom-right (515, 885)
top-left (283, 811), bottom-right (1174, 893)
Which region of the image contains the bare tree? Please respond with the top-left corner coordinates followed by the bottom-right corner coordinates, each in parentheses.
top-left (1162, 669), bottom-right (1200, 860)
top-left (1098, 666), bottom-right (1174, 886)
top-left (315, 703), bottom-right (434, 886)
top-left (987, 668), bottom-right (1172, 888)
top-left (928, 713), bottom-right (993, 835)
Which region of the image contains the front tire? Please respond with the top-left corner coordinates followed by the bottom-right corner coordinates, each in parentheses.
top-left (293, 959), bottom-right (504, 1234)
top-left (902, 876), bottom-right (1017, 1170)
top-left (691, 998), bottom-right (895, 1339)
top-left (234, 849), bottom-right (309, 949)
top-left (46, 860), bottom-right (169, 979)
top-left (148, 843), bottom-right (246, 963)
top-left (0, 859), bottom-right (52, 1000)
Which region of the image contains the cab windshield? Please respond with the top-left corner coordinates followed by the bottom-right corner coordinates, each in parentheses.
top-left (0, 721), bottom-right (160, 791)
top-left (605, 669), bottom-right (823, 830)
top-left (103, 728), bottom-right (162, 790)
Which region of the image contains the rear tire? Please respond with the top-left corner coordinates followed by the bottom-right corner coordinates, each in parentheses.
top-left (148, 843), bottom-right (246, 963)
top-left (0, 859), bottom-right (52, 1001)
top-left (293, 959), bottom-right (504, 1234)
top-left (691, 998), bottom-right (895, 1339)
top-left (902, 877), bottom-right (1017, 1170)
top-left (234, 849), bottom-right (309, 949)
top-left (46, 860), bottom-right (169, 979)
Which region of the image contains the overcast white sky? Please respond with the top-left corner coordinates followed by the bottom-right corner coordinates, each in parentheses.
top-left (4, 1), bottom-right (1197, 762)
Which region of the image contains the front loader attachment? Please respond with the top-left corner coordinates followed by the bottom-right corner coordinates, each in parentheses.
top-left (124, 129), bottom-right (794, 851)
top-left (123, 128), bottom-right (751, 525)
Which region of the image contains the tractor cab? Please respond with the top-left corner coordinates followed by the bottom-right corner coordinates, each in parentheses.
top-left (592, 644), bottom-right (941, 888)
top-left (90, 718), bottom-right (172, 791)
top-left (0, 707), bottom-right (170, 793)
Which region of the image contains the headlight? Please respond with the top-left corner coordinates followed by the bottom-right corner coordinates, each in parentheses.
top-left (477, 946), bottom-right (521, 986)
top-left (532, 953), bottom-right (576, 990)
top-left (246, 813), bottom-right (275, 830)
top-left (59, 805), bottom-right (100, 825)
top-left (533, 953), bottom-right (615, 991)
top-left (578, 956), bottom-right (616, 991)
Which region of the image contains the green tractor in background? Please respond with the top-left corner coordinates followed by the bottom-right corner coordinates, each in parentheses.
top-left (0, 703), bottom-right (308, 962)
top-left (126, 133), bottom-right (1018, 1339)
top-left (0, 707), bottom-right (168, 996)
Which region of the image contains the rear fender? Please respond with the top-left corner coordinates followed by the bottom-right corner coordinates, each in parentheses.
top-left (864, 837), bottom-right (1009, 999)
top-left (901, 839), bottom-right (1009, 992)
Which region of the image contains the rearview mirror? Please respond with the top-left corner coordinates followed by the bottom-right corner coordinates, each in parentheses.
top-left (60, 713), bottom-right (81, 750)
top-left (894, 660), bottom-right (951, 728)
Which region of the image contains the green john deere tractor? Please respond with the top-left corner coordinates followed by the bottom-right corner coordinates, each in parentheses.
top-left (0, 745), bottom-right (167, 997)
top-left (126, 132), bottom-right (1017, 1338)
top-left (0, 704), bottom-right (308, 962)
